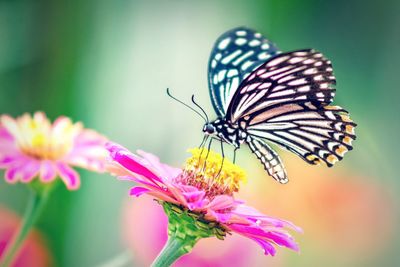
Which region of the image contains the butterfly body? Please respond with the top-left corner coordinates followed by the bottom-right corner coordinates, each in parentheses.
top-left (204, 27), bottom-right (356, 183)
top-left (203, 118), bottom-right (247, 148)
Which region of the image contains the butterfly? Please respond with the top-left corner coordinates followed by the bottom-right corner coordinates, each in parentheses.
top-left (201, 27), bottom-right (356, 184)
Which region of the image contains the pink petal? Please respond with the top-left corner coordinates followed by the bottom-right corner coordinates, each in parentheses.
top-left (0, 126), bottom-right (15, 155)
top-left (0, 125), bottom-right (13, 139)
top-left (56, 162), bottom-right (80, 190)
top-left (121, 176), bottom-right (178, 203)
top-left (105, 161), bottom-right (133, 177)
top-left (228, 224), bottom-right (279, 254)
top-left (229, 224), bottom-right (299, 253)
top-left (3, 157), bottom-right (36, 183)
top-left (0, 115), bottom-right (19, 138)
top-left (137, 150), bottom-right (181, 179)
top-left (121, 175), bottom-right (165, 191)
top-left (182, 191), bottom-right (207, 210)
top-left (207, 195), bottom-right (236, 211)
top-left (145, 191), bottom-right (181, 205)
top-left (206, 210), bottom-right (233, 223)
top-left (66, 129), bottom-right (108, 172)
top-left (166, 185), bottom-right (190, 207)
top-left (130, 187), bottom-right (150, 197)
top-left (253, 238), bottom-right (277, 256)
top-left (20, 160), bottom-right (40, 182)
top-left (52, 116), bottom-right (74, 131)
top-left (0, 141), bottom-right (18, 156)
top-left (176, 184), bottom-right (202, 193)
top-left (107, 143), bottom-right (162, 183)
top-left (0, 155), bottom-right (18, 168)
top-left (73, 129), bottom-right (105, 146)
top-left (5, 166), bottom-right (20, 183)
top-left (173, 184), bottom-right (208, 207)
top-left (39, 160), bottom-right (57, 182)
top-left (118, 175), bottom-right (177, 203)
top-left (233, 204), bottom-right (303, 233)
top-left (182, 190), bottom-right (205, 202)
top-left (264, 231), bottom-right (299, 251)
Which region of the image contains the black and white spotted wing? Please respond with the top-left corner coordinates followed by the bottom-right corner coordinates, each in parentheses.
top-left (208, 27), bottom-right (280, 117)
top-left (227, 49), bottom-right (336, 122)
top-left (245, 104), bottom-right (356, 168)
top-left (205, 28), bottom-right (356, 184)
top-left (225, 50), bottom-right (355, 174)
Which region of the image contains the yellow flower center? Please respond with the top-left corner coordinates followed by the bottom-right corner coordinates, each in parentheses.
top-left (1, 112), bottom-right (82, 160)
top-left (180, 148), bottom-right (246, 198)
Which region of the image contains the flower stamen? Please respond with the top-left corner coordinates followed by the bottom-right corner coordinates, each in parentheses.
top-left (177, 148), bottom-right (246, 198)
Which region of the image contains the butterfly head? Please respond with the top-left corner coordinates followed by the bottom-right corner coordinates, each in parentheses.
top-left (203, 119), bottom-right (241, 148)
top-left (203, 123), bottom-right (216, 135)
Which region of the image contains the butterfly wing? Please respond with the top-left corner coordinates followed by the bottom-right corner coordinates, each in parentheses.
top-left (225, 49), bottom-right (355, 174)
top-left (246, 104), bottom-right (356, 167)
top-left (247, 136), bottom-right (288, 183)
top-left (227, 49), bottom-right (336, 122)
top-left (208, 27), bottom-right (280, 117)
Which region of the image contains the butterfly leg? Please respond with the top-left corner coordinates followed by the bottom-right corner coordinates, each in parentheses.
top-left (198, 135), bottom-right (209, 161)
top-left (201, 138), bottom-right (213, 172)
top-left (216, 140), bottom-right (225, 177)
top-left (205, 138), bottom-right (213, 158)
top-left (233, 147), bottom-right (239, 164)
top-left (220, 139), bottom-right (225, 158)
top-left (198, 134), bottom-right (208, 148)
top-left (247, 137), bottom-right (288, 184)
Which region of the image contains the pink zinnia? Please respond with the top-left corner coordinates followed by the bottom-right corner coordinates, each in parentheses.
top-left (106, 143), bottom-right (301, 257)
top-left (0, 112), bottom-right (108, 190)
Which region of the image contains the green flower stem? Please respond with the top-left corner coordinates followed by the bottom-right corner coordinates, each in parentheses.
top-left (150, 201), bottom-right (228, 267)
top-left (151, 235), bottom-right (192, 267)
top-left (0, 188), bottom-right (50, 267)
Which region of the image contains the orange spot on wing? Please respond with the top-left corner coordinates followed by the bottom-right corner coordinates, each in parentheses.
top-left (340, 115), bottom-right (353, 123)
top-left (335, 146), bottom-right (348, 157)
top-left (343, 136), bottom-right (353, 145)
top-left (306, 154), bottom-right (322, 165)
top-left (325, 105), bottom-right (341, 110)
top-left (327, 154), bottom-right (339, 164)
top-left (345, 125), bottom-right (354, 134)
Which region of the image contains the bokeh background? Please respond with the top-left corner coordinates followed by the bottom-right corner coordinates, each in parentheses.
top-left (1, 0), bottom-right (399, 266)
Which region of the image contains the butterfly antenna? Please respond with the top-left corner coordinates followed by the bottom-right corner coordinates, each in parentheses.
top-left (191, 95), bottom-right (209, 122)
top-left (166, 88), bottom-right (207, 122)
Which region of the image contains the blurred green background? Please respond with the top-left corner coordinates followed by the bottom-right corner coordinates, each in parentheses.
top-left (0, 0), bottom-right (399, 266)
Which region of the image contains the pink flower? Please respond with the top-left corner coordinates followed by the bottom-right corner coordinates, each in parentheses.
top-left (122, 196), bottom-right (285, 266)
top-left (0, 112), bottom-right (108, 190)
top-left (107, 143), bottom-right (301, 256)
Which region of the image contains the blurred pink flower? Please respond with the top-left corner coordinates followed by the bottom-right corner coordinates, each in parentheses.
top-left (239, 154), bottom-right (396, 263)
top-left (0, 205), bottom-right (52, 267)
top-left (0, 112), bottom-right (108, 190)
top-left (107, 143), bottom-right (301, 256)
